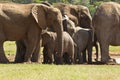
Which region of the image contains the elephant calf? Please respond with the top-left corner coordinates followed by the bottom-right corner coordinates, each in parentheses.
top-left (72, 27), bottom-right (93, 64)
top-left (62, 17), bottom-right (93, 64)
top-left (42, 31), bottom-right (74, 64)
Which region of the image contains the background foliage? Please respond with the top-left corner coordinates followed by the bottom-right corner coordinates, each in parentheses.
top-left (0, 0), bottom-right (119, 16)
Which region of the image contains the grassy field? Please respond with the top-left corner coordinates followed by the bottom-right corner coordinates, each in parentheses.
top-left (4, 41), bottom-right (120, 54)
top-left (0, 64), bottom-right (120, 80)
top-left (1, 41), bottom-right (120, 80)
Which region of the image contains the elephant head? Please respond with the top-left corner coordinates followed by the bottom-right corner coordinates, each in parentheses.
top-left (41, 32), bottom-right (50, 46)
top-left (42, 31), bottom-right (56, 46)
top-left (55, 4), bottom-right (92, 28)
top-left (77, 5), bottom-right (92, 28)
top-left (31, 4), bottom-right (63, 63)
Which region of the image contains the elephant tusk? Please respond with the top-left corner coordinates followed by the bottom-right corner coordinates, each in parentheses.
top-left (41, 30), bottom-right (48, 34)
top-left (62, 15), bottom-right (69, 21)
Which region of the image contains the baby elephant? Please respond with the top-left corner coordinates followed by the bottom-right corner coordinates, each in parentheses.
top-left (63, 18), bottom-right (93, 64)
top-left (72, 27), bottom-right (93, 64)
top-left (42, 31), bottom-right (74, 64)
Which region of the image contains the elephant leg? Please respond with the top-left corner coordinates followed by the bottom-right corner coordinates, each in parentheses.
top-left (94, 42), bottom-right (98, 62)
top-left (78, 52), bottom-right (83, 64)
top-left (0, 42), bottom-right (9, 63)
top-left (31, 39), bottom-right (41, 62)
top-left (87, 46), bottom-right (92, 64)
top-left (24, 43), bottom-right (34, 62)
top-left (55, 53), bottom-right (63, 64)
top-left (47, 49), bottom-right (53, 64)
top-left (63, 53), bottom-right (69, 64)
top-left (82, 49), bottom-right (87, 63)
top-left (43, 46), bottom-right (48, 64)
top-left (24, 36), bottom-right (39, 62)
top-left (74, 46), bottom-right (78, 64)
top-left (100, 42), bottom-right (111, 63)
top-left (53, 50), bottom-right (58, 64)
top-left (68, 47), bottom-right (74, 64)
top-left (31, 29), bottom-right (42, 62)
top-left (15, 40), bottom-right (26, 63)
top-left (78, 48), bottom-right (83, 64)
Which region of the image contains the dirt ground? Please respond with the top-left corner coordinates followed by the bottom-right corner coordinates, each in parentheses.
top-left (6, 52), bottom-right (120, 64)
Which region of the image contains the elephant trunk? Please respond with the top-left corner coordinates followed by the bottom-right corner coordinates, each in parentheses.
top-left (55, 24), bottom-right (63, 64)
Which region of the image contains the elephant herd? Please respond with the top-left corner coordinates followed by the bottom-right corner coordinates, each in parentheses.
top-left (0, 1), bottom-right (120, 64)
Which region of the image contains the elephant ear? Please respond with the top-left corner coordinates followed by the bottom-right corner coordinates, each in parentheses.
top-left (32, 4), bottom-right (48, 29)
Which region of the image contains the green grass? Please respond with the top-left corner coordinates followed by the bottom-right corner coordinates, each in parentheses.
top-left (4, 41), bottom-right (120, 55)
top-left (4, 41), bottom-right (16, 55)
top-left (1, 41), bottom-right (120, 80)
top-left (109, 46), bottom-right (120, 52)
top-left (0, 64), bottom-right (120, 80)
top-left (93, 45), bottom-right (120, 52)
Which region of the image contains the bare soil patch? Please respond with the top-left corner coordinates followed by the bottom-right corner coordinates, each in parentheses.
top-left (6, 52), bottom-right (120, 64)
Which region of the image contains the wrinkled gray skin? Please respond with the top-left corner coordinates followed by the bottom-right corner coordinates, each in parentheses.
top-left (72, 27), bottom-right (93, 64)
top-left (0, 2), bottom-right (63, 63)
top-left (15, 2), bottom-right (52, 63)
top-left (92, 2), bottom-right (120, 63)
top-left (58, 4), bottom-right (98, 61)
top-left (64, 19), bottom-right (93, 63)
top-left (42, 31), bottom-right (74, 64)
top-left (55, 3), bottom-right (92, 28)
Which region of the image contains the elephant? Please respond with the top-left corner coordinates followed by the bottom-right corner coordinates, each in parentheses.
top-left (62, 17), bottom-right (93, 63)
top-left (42, 31), bottom-right (74, 64)
top-left (15, 2), bottom-right (52, 63)
top-left (72, 27), bottom-right (93, 64)
top-left (0, 2), bottom-right (63, 63)
top-left (55, 3), bottom-right (92, 28)
top-left (92, 2), bottom-right (120, 63)
top-left (58, 4), bottom-right (98, 61)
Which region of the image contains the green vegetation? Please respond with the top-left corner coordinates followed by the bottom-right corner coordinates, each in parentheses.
top-left (0, 64), bottom-right (120, 80)
top-left (0, 1), bottom-right (119, 80)
top-left (4, 41), bottom-right (16, 55)
top-left (110, 46), bottom-right (120, 52)
top-left (0, 0), bottom-right (120, 17)
top-left (4, 41), bottom-right (120, 55)
top-left (1, 39), bottom-right (120, 80)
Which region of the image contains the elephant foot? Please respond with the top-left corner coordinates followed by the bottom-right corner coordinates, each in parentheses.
top-left (101, 58), bottom-right (116, 65)
top-left (106, 58), bottom-right (116, 65)
top-left (54, 53), bottom-right (63, 65)
top-left (31, 57), bottom-right (40, 62)
top-left (23, 61), bottom-right (32, 64)
top-left (94, 58), bottom-right (98, 62)
top-left (78, 60), bottom-right (83, 64)
top-left (0, 58), bottom-right (9, 63)
top-left (55, 57), bottom-right (63, 65)
top-left (24, 58), bottom-right (32, 64)
top-left (14, 60), bottom-right (23, 63)
top-left (14, 58), bottom-right (24, 63)
top-left (88, 61), bottom-right (92, 64)
top-left (42, 62), bottom-right (47, 64)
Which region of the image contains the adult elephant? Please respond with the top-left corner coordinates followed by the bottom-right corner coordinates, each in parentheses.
top-left (0, 2), bottom-right (63, 63)
top-left (92, 2), bottom-right (120, 63)
top-left (55, 3), bottom-right (92, 28)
